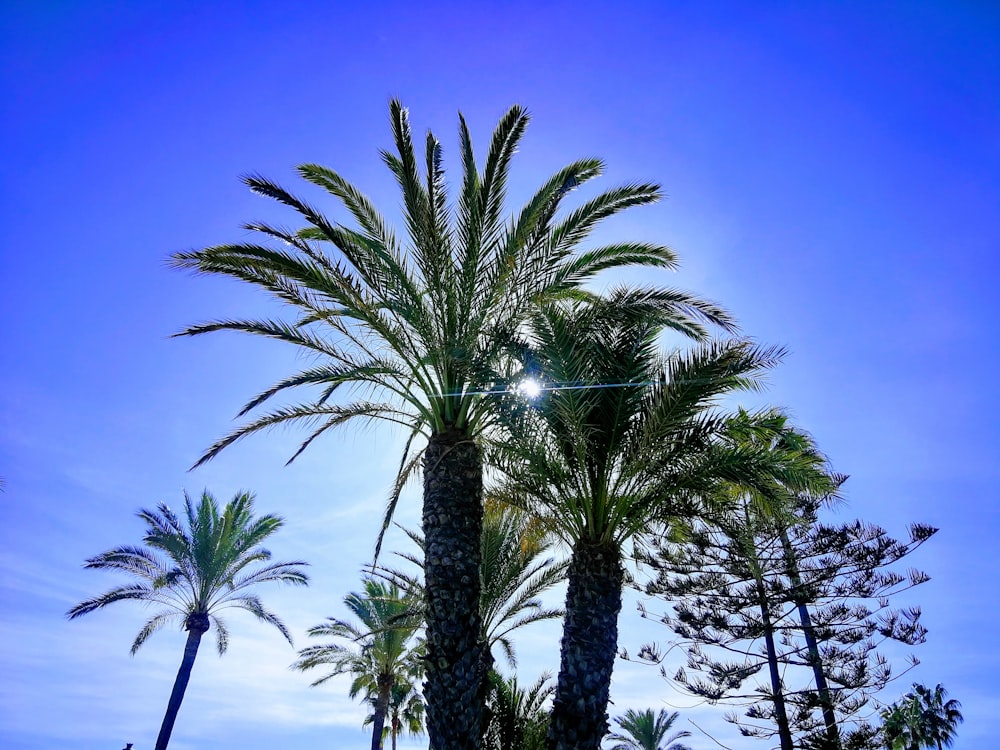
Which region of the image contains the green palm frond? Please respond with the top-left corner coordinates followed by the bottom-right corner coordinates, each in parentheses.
top-left (490, 302), bottom-right (792, 548)
top-left (607, 708), bottom-right (692, 750)
top-left (190, 401), bottom-right (420, 469)
top-left (68, 490), bottom-right (308, 654)
top-left (294, 578), bottom-right (422, 713)
top-left (130, 611), bottom-right (180, 655)
top-left (68, 583), bottom-right (170, 619)
top-left (173, 101), bottom-right (724, 465)
top-left (370, 422), bottom-right (427, 566)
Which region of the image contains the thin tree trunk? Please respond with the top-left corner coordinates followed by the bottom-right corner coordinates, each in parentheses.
top-left (155, 613), bottom-right (208, 750)
top-left (756, 582), bottom-right (794, 750)
top-left (779, 529), bottom-right (841, 750)
top-left (548, 539), bottom-right (624, 750)
top-left (422, 428), bottom-right (486, 750)
top-left (737, 505), bottom-right (792, 750)
top-left (371, 681), bottom-right (391, 750)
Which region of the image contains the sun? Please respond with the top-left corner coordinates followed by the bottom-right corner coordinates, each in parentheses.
top-left (516, 377), bottom-right (542, 399)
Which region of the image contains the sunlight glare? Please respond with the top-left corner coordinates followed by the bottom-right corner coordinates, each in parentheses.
top-left (517, 377), bottom-right (542, 399)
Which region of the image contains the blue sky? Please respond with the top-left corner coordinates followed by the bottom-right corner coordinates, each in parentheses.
top-left (1, 1), bottom-right (997, 748)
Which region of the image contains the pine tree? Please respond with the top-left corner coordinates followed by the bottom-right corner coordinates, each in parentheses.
top-left (639, 485), bottom-right (935, 748)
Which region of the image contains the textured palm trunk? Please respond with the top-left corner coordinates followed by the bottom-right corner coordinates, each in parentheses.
top-left (422, 428), bottom-right (486, 750)
top-left (779, 530), bottom-right (841, 750)
top-left (548, 539), bottom-right (624, 750)
top-left (155, 612), bottom-right (208, 750)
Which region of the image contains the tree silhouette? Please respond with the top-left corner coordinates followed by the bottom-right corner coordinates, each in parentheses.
top-left (68, 490), bottom-right (307, 750)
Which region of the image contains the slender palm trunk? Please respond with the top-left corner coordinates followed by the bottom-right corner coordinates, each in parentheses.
top-left (155, 613), bottom-right (208, 750)
top-left (548, 539), bottom-right (624, 750)
top-left (371, 680), bottom-right (392, 750)
top-left (779, 530), bottom-right (841, 750)
top-left (422, 428), bottom-right (486, 750)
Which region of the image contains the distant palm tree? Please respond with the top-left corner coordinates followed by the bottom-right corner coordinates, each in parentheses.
top-left (882, 696), bottom-right (924, 750)
top-left (293, 579), bottom-right (422, 750)
top-left (607, 708), bottom-right (692, 750)
top-left (483, 672), bottom-right (554, 750)
top-left (913, 683), bottom-right (963, 750)
top-left (371, 678), bottom-right (424, 750)
top-left (171, 99), bottom-right (730, 750)
top-left (68, 490), bottom-right (308, 750)
top-left (883, 683), bottom-right (963, 750)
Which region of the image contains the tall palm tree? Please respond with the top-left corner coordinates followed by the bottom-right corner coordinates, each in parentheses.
top-left (293, 579), bottom-right (422, 750)
top-left (491, 301), bottom-right (794, 750)
top-left (912, 683), bottom-right (963, 750)
top-left (607, 708), bottom-right (692, 750)
top-left (67, 490), bottom-right (308, 750)
top-left (170, 100), bottom-right (728, 750)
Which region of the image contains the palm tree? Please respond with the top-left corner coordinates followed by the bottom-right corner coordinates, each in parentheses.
top-left (376, 678), bottom-right (425, 750)
top-left (491, 301), bottom-right (794, 750)
top-left (882, 695), bottom-right (925, 750)
top-left (483, 672), bottom-right (554, 750)
top-left (293, 579), bottom-right (422, 750)
top-left (883, 684), bottom-right (963, 750)
top-left (67, 490), bottom-right (308, 750)
top-left (607, 708), bottom-right (692, 750)
top-left (913, 684), bottom-right (963, 750)
top-left (170, 100), bottom-right (728, 750)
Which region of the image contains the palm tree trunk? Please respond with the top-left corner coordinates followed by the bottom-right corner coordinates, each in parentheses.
top-left (422, 428), bottom-right (486, 750)
top-left (778, 530), bottom-right (841, 750)
top-left (155, 614), bottom-right (208, 750)
top-left (371, 682), bottom-right (391, 750)
top-left (548, 539), bottom-right (624, 750)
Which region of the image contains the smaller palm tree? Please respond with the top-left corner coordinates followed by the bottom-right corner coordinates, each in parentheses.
top-left (483, 672), bottom-right (554, 750)
top-left (883, 683), bottom-right (963, 750)
top-left (293, 579), bottom-right (422, 750)
top-left (914, 683), bottom-right (963, 750)
top-left (882, 696), bottom-right (924, 750)
top-left (607, 709), bottom-right (692, 750)
top-left (368, 678), bottom-right (424, 750)
top-left (67, 490), bottom-right (308, 750)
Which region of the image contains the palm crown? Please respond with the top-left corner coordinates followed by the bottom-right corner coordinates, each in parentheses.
top-left (493, 300), bottom-right (783, 549)
top-left (170, 100), bottom-right (730, 466)
top-left (607, 708), bottom-right (692, 750)
top-left (67, 489), bottom-right (308, 653)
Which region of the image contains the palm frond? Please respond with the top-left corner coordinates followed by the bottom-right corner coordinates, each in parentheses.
top-left (69, 490), bottom-right (307, 658)
top-left (130, 611), bottom-right (180, 655)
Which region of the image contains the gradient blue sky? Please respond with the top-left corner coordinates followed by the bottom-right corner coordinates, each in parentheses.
top-left (1, 2), bottom-right (997, 748)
